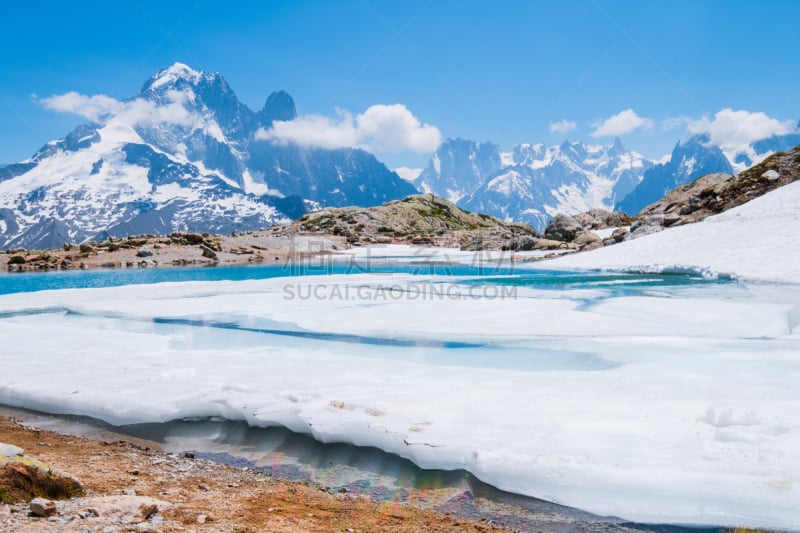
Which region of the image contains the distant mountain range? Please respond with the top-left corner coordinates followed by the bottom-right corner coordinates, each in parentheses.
top-left (0, 63), bottom-right (797, 248)
top-left (0, 63), bottom-right (415, 249)
top-left (410, 130), bottom-right (797, 230)
top-left (411, 137), bottom-right (650, 229)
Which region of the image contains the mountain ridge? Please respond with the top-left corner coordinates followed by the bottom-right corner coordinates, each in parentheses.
top-left (0, 63), bottom-right (416, 249)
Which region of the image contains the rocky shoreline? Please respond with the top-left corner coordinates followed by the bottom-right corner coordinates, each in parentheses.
top-left (0, 229), bottom-right (347, 273)
top-left (1, 416), bottom-right (512, 532)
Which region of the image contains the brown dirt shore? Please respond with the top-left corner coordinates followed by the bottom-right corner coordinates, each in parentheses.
top-left (0, 416), bottom-right (509, 532)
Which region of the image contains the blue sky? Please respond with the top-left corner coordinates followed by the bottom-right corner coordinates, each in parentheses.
top-left (2, 0), bottom-right (799, 169)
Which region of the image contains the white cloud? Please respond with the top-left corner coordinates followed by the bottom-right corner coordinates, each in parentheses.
top-left (591, 108), bottom-right (654, 137)
top-left (256, 104), bottom-right (441, 154)
top-left (39, 90), bottom-right (195, 127)
top-left (394, 166), bottom-right (423, 182)
top-left (549, 119), bottom-right (577, 135)
top-left (686, 108), bottom-right (796, 149)
top-left (660, 116), bottom-right (691, 131)
top-left (256, 110), bottom-right (359, 150)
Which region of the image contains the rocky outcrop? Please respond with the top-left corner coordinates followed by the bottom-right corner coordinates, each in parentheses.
top-left (543, 213), bottom-right (607, 251)
top-left (572, 209), bottom-right (632, 230)
top-left (0, 442), bottom-right (83, 504)
top-left (294, 194), bottom-right (546, 250)
top-left (628, 145), bottom-right (800, 238)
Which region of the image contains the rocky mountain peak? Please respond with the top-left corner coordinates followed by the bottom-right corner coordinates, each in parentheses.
top-left (610, 137), bottom-right (626, 155)
top-left (140, 62), bottom-right (211, 94)
top-left (259, 90), bottom-right (297, 126)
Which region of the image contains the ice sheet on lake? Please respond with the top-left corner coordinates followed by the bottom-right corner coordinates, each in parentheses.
top-left (0, 274), bottom-right (799, 529)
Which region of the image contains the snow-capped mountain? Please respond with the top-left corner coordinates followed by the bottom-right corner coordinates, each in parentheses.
top-left (734, 122), bottom-right (800, 171)
top-left (415, 138), bottom-right (503, 203)
top-left (615, 135), bottom-right (733, 215)
top-left (417, 137), bottom-right (651, 229)
top-left (0, 63), bottom-right (416, 249)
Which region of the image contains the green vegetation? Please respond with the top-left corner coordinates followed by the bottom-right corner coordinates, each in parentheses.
top-left (0, 463), bottom-right (83, 503)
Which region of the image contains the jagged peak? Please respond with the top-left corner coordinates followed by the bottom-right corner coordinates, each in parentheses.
top-left (139, 62), bottom-right (229, 97)
top-left (146, 63), bottom-right (203, 90)
top-left (259, 90), bottom-right (297, 125)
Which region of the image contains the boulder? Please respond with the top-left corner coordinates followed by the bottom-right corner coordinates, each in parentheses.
top-left (611, 228), bottom-right (629, 243)
top-left (136, 247), bottom-right (153, 258)
top-left (29, 498), bottom-right (57, 517)
top-left (573, 231), bottom-right (602, 247)
top-left (629, 219), bottom-right (664, 240)
top-left (0, 443), bottom-right (24, 457)
top-left (201, 245), bottom-right (218, 260)
top-left (544, 214), bottom-right (583, 242)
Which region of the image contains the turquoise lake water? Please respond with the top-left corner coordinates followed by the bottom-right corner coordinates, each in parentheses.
top-left (0, 261), bottom-right (732, 295)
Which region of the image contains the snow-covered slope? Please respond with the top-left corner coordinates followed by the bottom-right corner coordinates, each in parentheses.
top-left (418, 137), bottom-right (651, 230)
top-left (546, 179), bottom-right (800, 282)
top-left (0, 63), bottom-right (416, 249)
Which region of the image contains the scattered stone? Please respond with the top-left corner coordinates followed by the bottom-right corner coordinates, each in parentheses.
top-left (138, 502), bottom-right (158, 520)
top-left (196, 513), bottom-right (207, 523)
top-left (762, 169), bottom-right (780, 181)
top-left (200, 245), bottom-right (218, 260)
top-left (136, 247), bottom-right (153, 258)
top-left (123, 488), bottom-right (137, 496)
top-left (29, 497), bottom-right (57, 517)
top-left (610, 228), bottom-right (629, 243)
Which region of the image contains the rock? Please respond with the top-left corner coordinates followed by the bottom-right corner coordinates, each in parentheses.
top-left (196, 514), bottom-right (207, 524)
top-left (629, 219), bottom-right (664, 239)
top-left (573, 231), bottom-right (601, 247)
top-left (138, 503), bottom-right (158, 520)
top-left (29, 498), bottom-right (57, 517)
top-left (611, 228), bottom-right (629, 243)
top-left (514, 235), bottom-right (539, 251)
top-left (573, 209), bottom-right (632, 230)
top-left (136, 247), bottom-right (153, 257)
top-left (544, 214), bottom-right (583, 242)
top-left (0, 443), bottom-right (24, 457)
top-left (122, 488), bottom-right (137, 496)
top-left (533, 238), bottom-right (568, 250)
top-left (762, 169), bottom-right (780, 181)
top-left (201, 245), bottom-right (218, 260)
